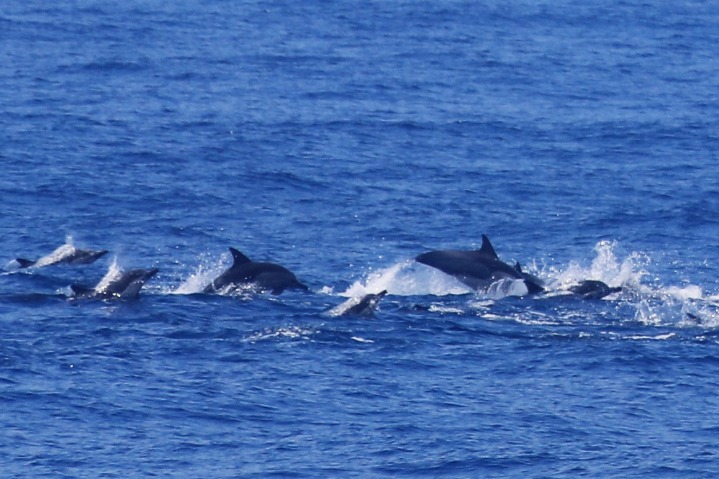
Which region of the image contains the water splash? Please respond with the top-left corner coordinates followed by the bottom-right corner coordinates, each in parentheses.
top-left (243, 326), bottom-right (317, 343)
top-left (93, 258), bottom-right (123, 293)
top-left (544, 240), bottom-right (647, 291)
top-left (341, 260), bottom-right (471, 297)
top-left (538, 241), bottom-right (719, 329)
top-left (483, 278), bottom-right (529, 299)
top-left (172, 253), bottom-right (228, 294)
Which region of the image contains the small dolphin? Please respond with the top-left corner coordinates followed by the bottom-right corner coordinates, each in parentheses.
top-left (16, 244), bottom-right (108, 269)
top-left (71, 268), bottom-right (159, 299)
top-left (330, 290), bottom-right (388, 317)
top-left (203, 248), bottom-right (308, 295)
top-left (566, 280), bottom-right (622, 300)
top-left (415, 235), bottom-right (544, 295)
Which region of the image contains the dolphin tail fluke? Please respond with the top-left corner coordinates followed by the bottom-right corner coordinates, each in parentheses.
top-left (523, 279), bottom-right (544, 295)
top-left (16, 258), bottom-right (36, 269)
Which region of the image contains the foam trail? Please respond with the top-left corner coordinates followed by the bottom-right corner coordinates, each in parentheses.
top-left (341, 260), bottom-right (471, 297)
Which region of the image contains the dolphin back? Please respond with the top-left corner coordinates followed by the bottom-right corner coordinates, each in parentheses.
top-left (70, 284), bottom-right (96, 298)
top-left (568, 280), bottom-right (621, 300)
top-left (66, 249), bottom-right (108, 265)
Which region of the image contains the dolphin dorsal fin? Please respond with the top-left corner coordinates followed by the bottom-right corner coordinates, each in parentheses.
top-left (478, 235), bottom-right (499, 259)
top-left (70, 284), bottom-right (95, 296)
top-left (15, 258), bottom-right (36, 269)
top-left (229, 248), bottom-right (251, 265)
top-left (514, 262), bottom-right (523, 273)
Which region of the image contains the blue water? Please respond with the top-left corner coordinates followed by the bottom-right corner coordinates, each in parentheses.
top-left (3, 0), bottom-right (719, 477)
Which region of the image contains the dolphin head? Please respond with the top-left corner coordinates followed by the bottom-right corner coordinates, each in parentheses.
top-left (111, 268), bottom-right (159, 298)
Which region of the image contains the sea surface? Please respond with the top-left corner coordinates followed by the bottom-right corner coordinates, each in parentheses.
top-left (3, 1), bottom-right (719, 477)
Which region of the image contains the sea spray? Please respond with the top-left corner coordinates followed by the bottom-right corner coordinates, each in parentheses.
top-left (342, 260), bottom-right (471, 297)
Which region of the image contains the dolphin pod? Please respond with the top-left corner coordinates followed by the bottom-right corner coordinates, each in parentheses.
top-left (415, 235), bottom-right (545, 295)
top-left (10, 235), bottom-right (624, 309)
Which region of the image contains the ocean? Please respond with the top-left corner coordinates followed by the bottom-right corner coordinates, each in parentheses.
top-left (2, 0), bottom-right (719, 477)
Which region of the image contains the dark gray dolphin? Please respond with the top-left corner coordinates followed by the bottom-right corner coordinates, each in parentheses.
top-left (415, 235), bottom-right (544, 295)
top-left (566, 280), bottom-right (622, 300)
top-left (71, 268), bottom-right (158, 299)
top-left (330, 290), bottom-right (388, 317)
top-left (203, 248), bottom-right (308, 295)
top-left (16, 244), bottom-right (108, 269)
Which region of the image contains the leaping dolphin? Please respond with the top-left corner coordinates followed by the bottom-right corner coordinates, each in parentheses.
top-left (16, 244), bottom-right (108, 269)
top-left (415, 235), bottom-right (544, 295)
top-left (71, 268), bottom-right (159, 299)
top-left (329, 290), bottom-right (388, 317)
top-left (203, 248), bottom-right (308, 295)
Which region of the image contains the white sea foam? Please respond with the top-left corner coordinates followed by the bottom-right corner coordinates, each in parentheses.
top-left (427, 304), bottom-right (466, 314)
top-left (172, 253), bottom-right (229, 294)
top-left (664, 285), bottom-right (703, 301)
top-left (351, 336), bottom-right (374, 343)
top-left (482, 278), bottom-right (529, 299)
top-left (341, 260), bottom-right (472, 297)
top-left (543, 240), bottom-right (646, 292)
top-left (243, 326), bottom-right (316, 343)
top-left (625, 332), bottom-right (677, 341)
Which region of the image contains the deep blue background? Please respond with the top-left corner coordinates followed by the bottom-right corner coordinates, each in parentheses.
top-left (3, 1), bottom-right (719, 477)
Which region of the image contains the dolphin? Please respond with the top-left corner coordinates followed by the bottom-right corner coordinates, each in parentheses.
top-left (329, 290), bottom-right (388, 317)
top-left (203, 248), bottom-right (308, 295)
top-left (71, 268), bottom-right (159, 299)
top-left (566, 280), bottom-right (622, 300)
top-left (16, 244), bottom-right (108, 269)
top-left (415, 235), bottom-right (544, 295)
